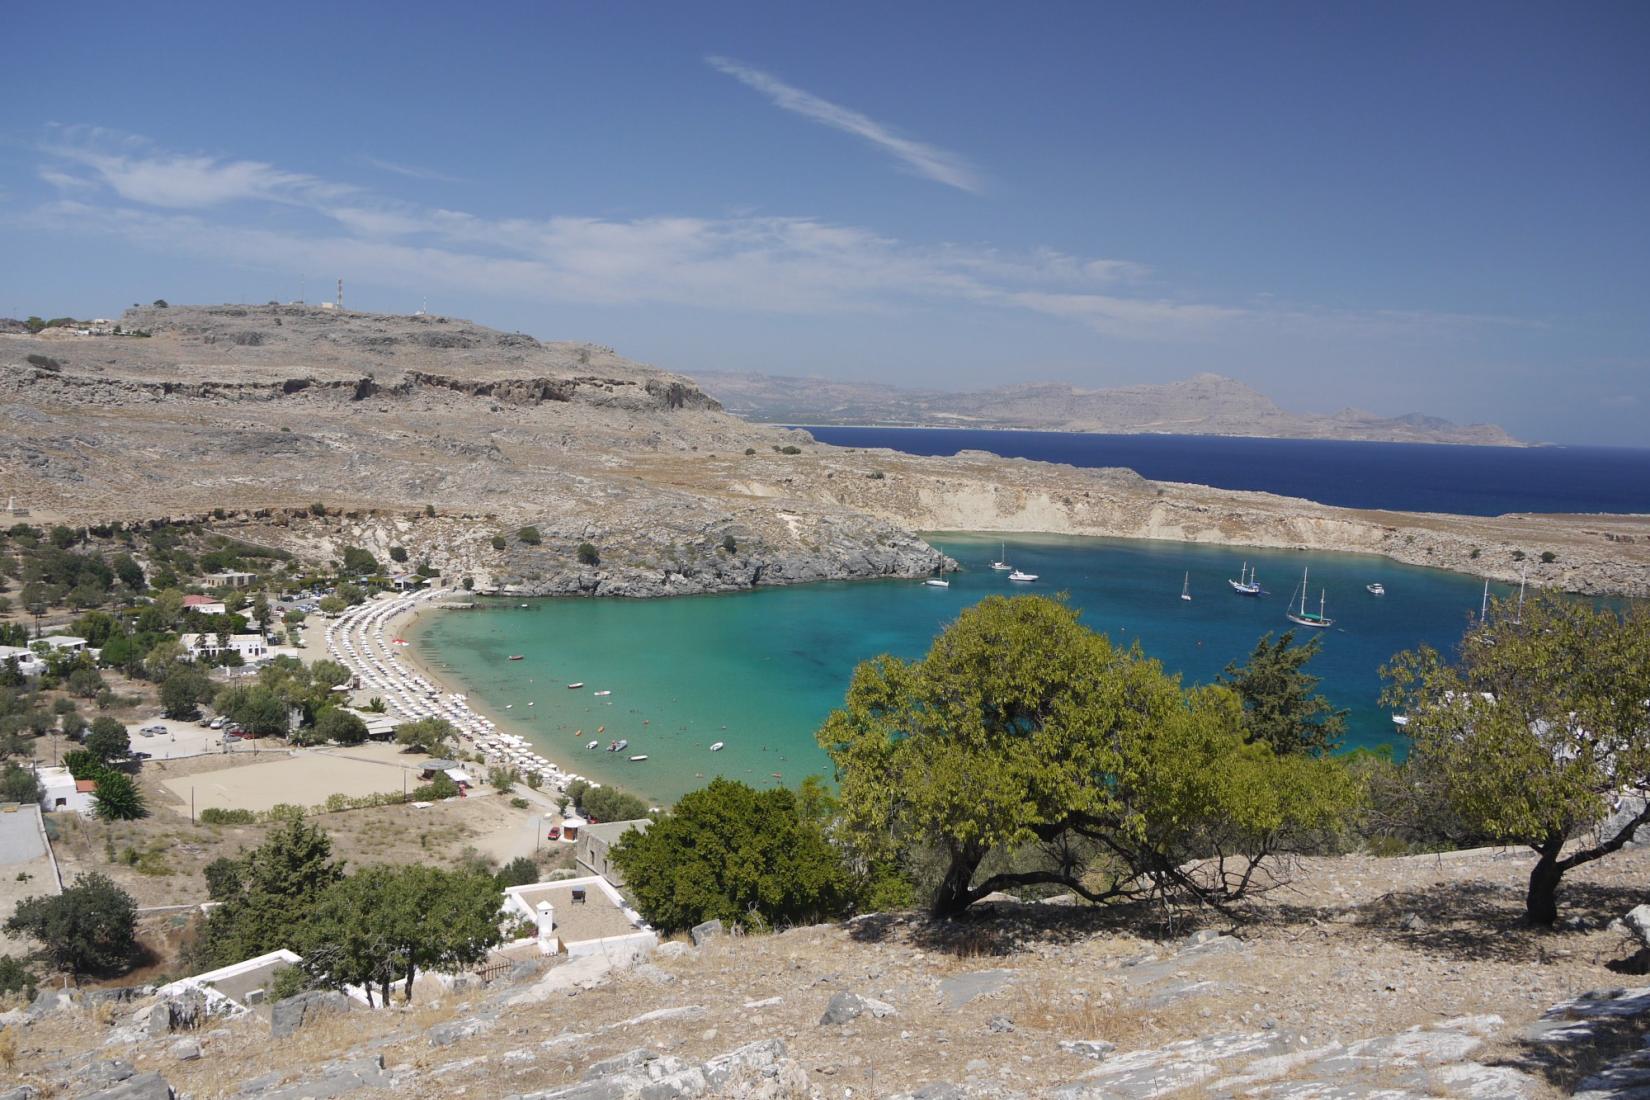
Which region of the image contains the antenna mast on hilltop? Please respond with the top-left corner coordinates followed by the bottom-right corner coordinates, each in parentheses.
top-left (336, 279), bottom-right (344, 310)
top-left (299, 274), bottom-right (306, 304)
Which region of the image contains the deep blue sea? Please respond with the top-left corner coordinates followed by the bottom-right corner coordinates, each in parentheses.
top-left (801, 427), bottom-right (1650, 516)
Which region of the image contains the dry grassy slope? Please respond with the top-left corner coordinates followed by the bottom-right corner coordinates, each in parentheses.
top-left (2, 304), bottom-right (1646, 597)
top-left (5, 846), bottom-right (1648, 1098)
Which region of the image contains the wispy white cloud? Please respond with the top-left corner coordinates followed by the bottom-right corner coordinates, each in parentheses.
top-left (26, 131), bottom-right (1521, 345)
top-left (706, 55), bottom-right (984, 195)
top-left (42, 126), bottom-right (354, 209)
top-left (361, 156), bottom-right (467, 184)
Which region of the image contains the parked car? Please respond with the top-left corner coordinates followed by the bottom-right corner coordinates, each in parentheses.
top-left (132, 751), bottom-right (152, 761)
top-left (209, 717), bottom-right (225, 729)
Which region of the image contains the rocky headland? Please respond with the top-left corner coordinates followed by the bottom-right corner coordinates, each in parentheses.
top-left (2, 304), bottom-right (1646, 598)
top-left (695, 370), bottom-right (1526, 447)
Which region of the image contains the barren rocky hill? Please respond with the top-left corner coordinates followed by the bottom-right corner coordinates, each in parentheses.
top-left (2, 305), bottom-right (1645, 598)
top-left (695, 371), bottom-right (1524, 447)
top-left (6, 845), bottom-right (1649, 1098)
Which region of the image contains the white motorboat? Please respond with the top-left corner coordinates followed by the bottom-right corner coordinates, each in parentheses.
top-left (1008, 570), bottom-right (1038, 582)
top-left (566, 682), bottom-right (585, 689)
top-left (1366, 583), bottom-right (1386, 596)
top-left (593, 689), bottom-right (611, 696)
top-left (709, 741), bottom-right (725, 752)
top-left (924, 578), bottom-right (951, 588)
top-left (629, 755), bottom-right (649, 762)
top-left (586, 740), bottom-right (599, 749)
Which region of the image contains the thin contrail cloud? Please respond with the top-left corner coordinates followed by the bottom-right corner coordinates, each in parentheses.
top-left (707, 55), bottom-right (984, 195)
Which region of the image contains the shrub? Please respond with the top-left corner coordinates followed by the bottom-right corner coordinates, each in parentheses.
top-left (780, 445), bottom-right (801, 455)
top-left (867, 470), bottom-right (885, 480)
top-left (518, 527), bottom-right (542, 546)
top-left (576, 542), bottom-right (599, 566)
top-left (509, 796), bottom-right (529, 809)
top-left (612, 778), bottom-right (852, 933)
top-left (490, 535), bottom-right (507, 551)
top-left (720, 534), bottom-right (737, 554)
top-left (92, 771), bottom-right (147, 821)
top-left (388, 546), bottom-right (408, 564)
top-left (1512, 549), bottom-right (1527, 561)
top-left (200, 807), bottom-right (256, 825)
top-left (1540, 550), bottom-right (1557, 563)
top-left (496, 856), bottom-right (540, 888)
top-left (4, 872), bottom-right (137, 976)
top-left (744, 447), bottom-right (756, 456)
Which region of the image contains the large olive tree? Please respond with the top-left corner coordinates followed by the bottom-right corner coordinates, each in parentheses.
top-left (819, 595), bottom-right (1352, 918)
top-left (1384, 593), bottom-right (1650, 926)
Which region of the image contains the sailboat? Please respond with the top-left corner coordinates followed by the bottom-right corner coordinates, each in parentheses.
top-left (1228, 562), bottom-right (1262, 596)
top-left (1180, 572), bottom-right (1192, 601)
top-left (990, 542), bottom-right (1013, 571)
top-left (1285, 567), bottom-right (1334, 629)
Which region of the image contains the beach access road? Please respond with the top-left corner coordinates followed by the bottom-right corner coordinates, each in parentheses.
top-left (157, 742), bottom-right (437, 815)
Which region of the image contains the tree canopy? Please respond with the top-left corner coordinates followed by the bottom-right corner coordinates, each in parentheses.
top-left (196, 818), bottom-right (345, 966)
top-left (1218, 630), bottom-right (1347, 756)
top-left (85, 716), bottom-right (130, 763)
top-left (611, 778), bottom-right (854, 932)
top-left (5, 872), bottom-right (137, 976)
top-left (395, 717), bottom-right (456, 757)
top-left (1383, 592), bottom-right (1650, 925)
top-left (92, 770), bottom-right (147, 820)
top-left (296, 864), bottom-right (502, 1005)
top-left (819, 595), bottom-right (1353, 917)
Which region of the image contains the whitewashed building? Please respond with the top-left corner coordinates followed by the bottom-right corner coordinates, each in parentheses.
top-left (38, 766), bottom-right (96, 815)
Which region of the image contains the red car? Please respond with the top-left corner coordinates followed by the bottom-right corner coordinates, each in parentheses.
top-left (546, 826), bottom-right (562, 841)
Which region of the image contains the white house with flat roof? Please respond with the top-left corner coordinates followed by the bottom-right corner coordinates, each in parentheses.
top-left (501, 876), bottom-right (655, 958)
top-left (38, 766), bottom-right (96, 815)
top-left (40, 635), bottom-right (88, 653)
top-left (0, 645), bottom-right (45, 678)
top-left (179, 633), bottom-right (270, 663)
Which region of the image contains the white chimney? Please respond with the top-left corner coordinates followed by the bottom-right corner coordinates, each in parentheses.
top-left (536, 900), bottom-right (556, 951)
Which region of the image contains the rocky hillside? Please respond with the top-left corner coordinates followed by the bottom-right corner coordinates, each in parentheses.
top-left (3, 305), bottom-right (1644, 598)
top-left (5, 845), bottom-right (1649, 1098)
top-left (695, 371), bottom-right (1524, 447)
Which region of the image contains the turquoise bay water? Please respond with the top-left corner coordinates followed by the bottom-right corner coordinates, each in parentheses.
top-left (413, 535), bottom-right (1506, 804)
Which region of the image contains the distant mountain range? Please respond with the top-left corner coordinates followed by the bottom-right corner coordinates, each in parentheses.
top-left (692, 371), bottom-right (1524, 447)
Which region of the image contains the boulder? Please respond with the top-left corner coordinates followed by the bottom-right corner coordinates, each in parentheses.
top-left (169, 1038), bottom-right (201, 1062)
top-left (819, 991), bottom-right (895, 1025)
top-left (689, 920), bottom-right (724, 946)
top-left (269, 989), bottom-right (352, 1038)
top-left (1624, 904), bottom-right (1650, 949)
top-left (81, 1072), bottom-right (176, 1100)
top-left (428, 1018), bottom-right (491, 1048)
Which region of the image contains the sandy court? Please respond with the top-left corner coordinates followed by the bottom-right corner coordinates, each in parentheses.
top-left (159, 743), bottom-right (432, 814)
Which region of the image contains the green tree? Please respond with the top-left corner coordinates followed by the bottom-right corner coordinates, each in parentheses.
top-left (159, 668), bottom-right (213, 719)
top-left (297, 864), bottom-right (501, 1005)
top-left (197, 818), bottom-right (345, 966)
top-left (495, 856), bottom-right (539, 889)
top-left (341, 547), bottom-right (379, 576)
top-left (314, 707), bottom-right (368, 746)
top-left (1383, 593), bottom-right (1650, 926)
top-left (85, 716), bottom-right (130, 762)
top-left (66, 666), bottom-right (105, 699)
top-left (202, 857), bottom-right (243, 902)
top-left (0, 762), bottom-right (42, 804)
top-left (5, 872), bottom-right (137, 976)
top-left (576, 542), bottom-right (599, 566)
top-left (395, 717), bottom-right (456, 757)
top-left (92, 770), bottom-right (147, 820)
top-left (317, 595), bottom-right (346, 615)
top-left (581, 784), bottom-right (649, 822)
top-left (216, 685), bottom-right (288, 737)
top-left (820, 595), bottom-right (1353, 918)
top-left (1217, 631), bottom-right (1347, 756)
top-left (612, 778), bottom-right (852, 933)
top-left (488, 765), bottom-right (516, 794)
top-left (388, 546), bottom-right (409, 564)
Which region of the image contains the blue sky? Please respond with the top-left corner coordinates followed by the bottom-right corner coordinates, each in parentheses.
top-left (3, 1), bottom-right (1646, 444)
